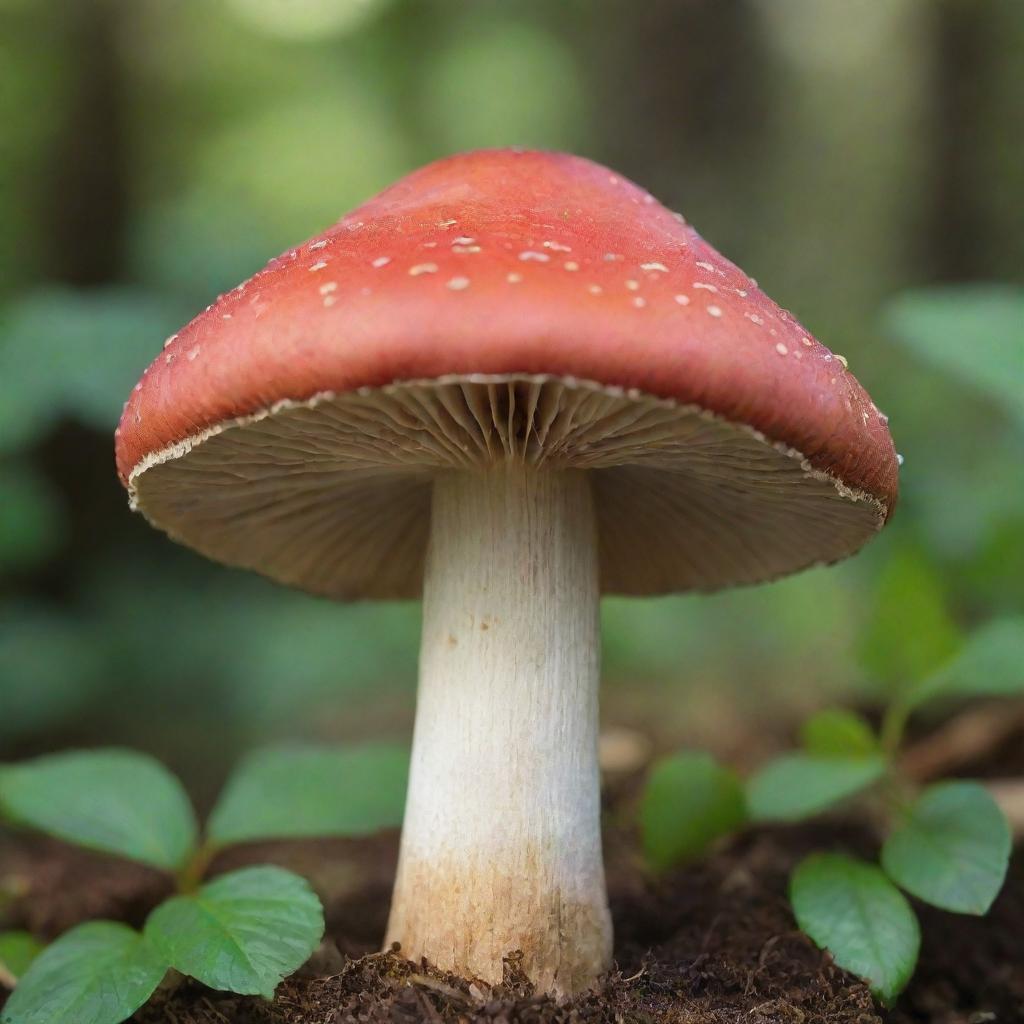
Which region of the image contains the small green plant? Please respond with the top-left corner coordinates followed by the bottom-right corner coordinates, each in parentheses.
top-left (639, 617), bottom-right (1024, 1006)
top-left (0, 743), bottom-right (408, 1024)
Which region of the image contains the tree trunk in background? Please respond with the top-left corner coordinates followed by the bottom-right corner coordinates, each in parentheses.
top-left (582, 0), bottom-right (766, 250)
top-left (47, 0), bottom-right (127, 285)
top-left (925, 0), bottom-right (991, 282)
top-left (926, 0), bottom-right (1024, 283)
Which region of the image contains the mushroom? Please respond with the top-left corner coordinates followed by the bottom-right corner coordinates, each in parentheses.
top-left (116, 149), bottom-right (899, 997)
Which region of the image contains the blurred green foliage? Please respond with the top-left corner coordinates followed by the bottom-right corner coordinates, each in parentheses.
top-left (0, 0), bottom-right (1021, 791)
top-left (858, 548), bottom-right (963, 691)
top-left (883, 286), bottom-right (1024, 432)
top-left (0, 464), bottom-right (66, 574)
top-left (0, 288), bottom-right (186, 452)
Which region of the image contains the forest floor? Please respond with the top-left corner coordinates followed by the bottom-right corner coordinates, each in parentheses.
top-left (2, 731), bottom-right (1022, 1023)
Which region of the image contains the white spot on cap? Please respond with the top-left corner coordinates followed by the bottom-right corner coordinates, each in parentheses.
top-left (897, 453), bottom-right (905, 466)
top-left (410, 263), bottom-right (438, 276)
top-left (446, 276), bottom-right (470, 290)
top-left (775, 342), bottom-right (789, 355)
top-left (422, 241), bottom-right (438, 248)
top-left (309, 240), bottom-right (328, 250)
top-left (542, 240), bottom-right (572, 252)
top-left (187, 346), bottom-right (200, 361)
top-left (835, 354), bottom-right (849, 368)
top-left (519, 251), bottom-right (550, 262)
top-left (372, 256), bottom-right (391, 268)
top-left (319, 282), bottom-right (338, 295)
top-left (309, 261), bottom-right (328, 271)
top-left (453, 236), bottom-right (475, 245)
top-left (632, 296), bottom-right (646, 308)
top-left (643, 194), bottom-right (655, 205)
top-left (452, 245), bottom-right (482, 253)
top-left (165, 353), bottom-right (174, 365)
top-left (695, 260), bottom-right (716, 273)
top-left (734, 289), bottom-right (748, 298)
top-left (588, 284), bottom-right (603, 295)
top-left (745, 313), bottom-right (764, 326)
top-left (641, 262), bottom-right (669, 273)
top-left (801, 336), bottom-right (813, 347)
top-left (608, 175), bottom-right (620, 185)
top-left (323, 295), bottom-right (337, 307)
top-left (674, 294), bottom-right (690, 305)
top-left (625, 280), bottom-right (640, 291)
top-left (437, 218), bottom-right (457, 227)
top-left (603, 253), bottom-right (624, 262)
top-left (707, 305), bottom-right (723, 317)
top-left (693, 282), bottom-right (718, 292)
top-left (563, 261), bottom-right (579, 271)
top-left (163, 333), bottom-right (178, 349)
top-left (506, 272), bottom-right (523, 283)
top-left (221, 313), bottom-right (232, 320)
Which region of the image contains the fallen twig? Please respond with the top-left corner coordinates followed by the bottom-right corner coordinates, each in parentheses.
top-left (985, 778), bottom-right (1024, 838)
top-left (900, 702), bottom-right (1024, 782)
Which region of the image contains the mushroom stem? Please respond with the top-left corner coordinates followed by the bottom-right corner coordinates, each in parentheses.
top-left (386, 463), bottom-right (611, 997)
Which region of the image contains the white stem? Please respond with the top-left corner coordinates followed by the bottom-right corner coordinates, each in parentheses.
top-left (385, 464), bottom-right (611, 997)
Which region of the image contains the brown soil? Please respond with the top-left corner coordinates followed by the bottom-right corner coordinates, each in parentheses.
top-left (1, 815), bottom-right (1021, 1024)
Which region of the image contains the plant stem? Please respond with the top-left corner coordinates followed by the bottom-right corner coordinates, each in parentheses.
top-left (177, 842), bottom-right (216, 893)
top-left (879, 698), bottom-right (912, 757)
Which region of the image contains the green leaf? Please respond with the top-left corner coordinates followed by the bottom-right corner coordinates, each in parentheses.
top-left (801, 710), bottom-right (878, 757)
top-left (791, 853), bottom-right (920, 1005)
top-left (884, 284), bottom-right (1024, 431)
top-left (907, 618), bottom-right (1024, 709)
top-left (0, 749), bottom-right (198, 871)
top-left (881, 782), bottom-right (1011, 915)
top-left (144, 866), bottom-right (324, 999)
top-left (207, 744), bottom-right (408, 847)
top-left (639, 753), bottom-right (746, 870)
top-left (858, 549), bottom-right (962, 690)
top-left (0, 922), bottom-right (167, 1024)
top-left (0, 932), bottom-right (43, 985)
top-left (747, 754), bottom-right (887, 822)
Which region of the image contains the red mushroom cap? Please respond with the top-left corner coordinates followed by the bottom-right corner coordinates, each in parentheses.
top-left (117, 149), bottom-right (898, 598)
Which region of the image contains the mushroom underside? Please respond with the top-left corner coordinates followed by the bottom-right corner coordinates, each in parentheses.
top-left (129, 374), bottom-right (886, 599)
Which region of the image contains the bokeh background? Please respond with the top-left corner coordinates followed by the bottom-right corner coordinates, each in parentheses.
top-left (1, 0), bottom-right (1021, 806)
